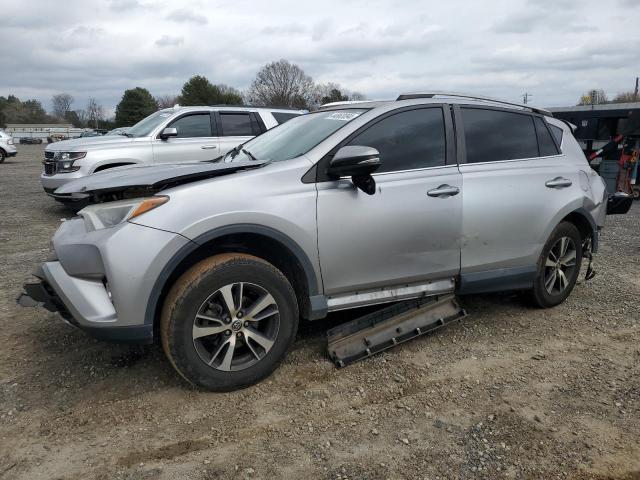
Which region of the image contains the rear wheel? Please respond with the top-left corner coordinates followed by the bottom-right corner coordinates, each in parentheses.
top-left (160, 253), bottom-right (298, 391)
top-left (530, 222), bottom-right (582, 308)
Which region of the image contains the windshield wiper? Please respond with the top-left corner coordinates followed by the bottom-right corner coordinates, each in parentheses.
top-left (121, 132), bottom-right (133, 137)
top-left (241, 148), bottom-right (258, 161)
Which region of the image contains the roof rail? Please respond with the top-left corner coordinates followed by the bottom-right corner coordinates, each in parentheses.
top-left (207, 104), bottom-right (306, 111)
top-left (396, 92), bottom-right (552, 116)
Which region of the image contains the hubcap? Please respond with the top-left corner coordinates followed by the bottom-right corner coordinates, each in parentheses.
top-left (192, 282), bottom-right (280, 371)
top-left (543, 236), bottom-right (577, 295)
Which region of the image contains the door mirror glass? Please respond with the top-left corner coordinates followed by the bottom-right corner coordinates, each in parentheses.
top-left (327, 146), bottom-right (381, 195)
top-left (159, 127), bottom-right (178, 140)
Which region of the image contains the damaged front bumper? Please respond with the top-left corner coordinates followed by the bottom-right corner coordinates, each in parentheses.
top-left (17, 217), bottom-right (191, 344)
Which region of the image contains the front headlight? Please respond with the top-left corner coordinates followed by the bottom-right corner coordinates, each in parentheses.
top-left (7, 139), bottom-right (13, 145)
top-left (56, 152), bottom-right (86, 173)
top-left (78, 196), bottom-right (169, 231)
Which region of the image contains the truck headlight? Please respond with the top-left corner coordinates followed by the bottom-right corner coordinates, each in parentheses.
top-left (55, 152), bottom-right (86, 173)
top-left (79, 196), bottom-right (169, 231)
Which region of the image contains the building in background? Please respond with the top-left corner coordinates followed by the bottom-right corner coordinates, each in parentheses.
top-left (4, 123), bottom-right (87, 142)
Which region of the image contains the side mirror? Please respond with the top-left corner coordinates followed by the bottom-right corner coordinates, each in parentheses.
top-left (327, 146), bottom-right (381, 195)
top-left (159, 127), bottom-right (178, 140)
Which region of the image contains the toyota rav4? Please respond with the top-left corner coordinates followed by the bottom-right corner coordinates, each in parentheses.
top-left (20, 93), bottom-right (609, 391)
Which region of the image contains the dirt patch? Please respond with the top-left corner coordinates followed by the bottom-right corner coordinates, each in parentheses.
top-left (0, 145), bottom-right (639, 479)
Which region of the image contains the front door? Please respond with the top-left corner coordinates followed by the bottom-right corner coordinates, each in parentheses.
top-left (316, 106), bottom-right (462, 297)
top-left (152, 111), bottom-right (220, 163)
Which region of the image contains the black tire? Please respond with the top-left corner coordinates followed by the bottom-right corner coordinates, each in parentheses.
top-left (0, 150), bottom-right (5, 163)
top-left (530, 222), bottom-right (583, 308)
top-left (160, 253), bottom-right (299, 391)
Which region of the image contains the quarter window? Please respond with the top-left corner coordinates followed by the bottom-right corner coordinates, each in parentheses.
top-left (169, 113), bottom-right (212, 138)
top-left (534, 117), bottom-right (560, 156)
top-left (272, 112), bottom-right (301, 124)
top-left (462, 108), bottom-right (539, 163)
top-left (220, 113), bottom-right (254, 136)
top-left (346, 108), bottom-right (446, 173)
top-left (549, 125), bottom-right (564, 147)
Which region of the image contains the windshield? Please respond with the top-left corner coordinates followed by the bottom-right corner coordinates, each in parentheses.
top-left (127, 110), bottom-right (173, 138)
top-left (225, 109), bottom-right (367, 162)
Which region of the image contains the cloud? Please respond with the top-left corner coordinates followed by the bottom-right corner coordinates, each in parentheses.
top-left (0, 0), bottom-right (637, 114)
top-left (108, 0), bottom-right (142, 11)
top-left (155, 35), bottom-right (184, 47)
top-left (166, 9), bottom-right (207, 25)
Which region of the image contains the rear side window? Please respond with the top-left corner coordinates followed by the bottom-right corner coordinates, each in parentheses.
top-left (272, 112), bottom-right (301, 124)
top-left (550, 125), bottom-right (564, 148)
top-left (462, 108), bottom-right (538, 163)
top-left (346, 108), bottom-right (446, 173)
top-left (534, 117), bottom-right (560, 156)
top-left (220, 113), bottom-right (253, 136)
top-left (169, 113), bottom-right (212, 138)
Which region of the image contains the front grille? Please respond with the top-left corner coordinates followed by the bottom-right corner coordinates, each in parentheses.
top-left (43, 160), bottom-right (57, 175)
top-left (44, 151), bottom-right (54, 159)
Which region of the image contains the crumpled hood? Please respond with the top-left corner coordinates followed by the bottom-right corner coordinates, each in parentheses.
top-left (45, 135), bottom-right (136, 152)
top-left (54, 160), bottom-right (267, 196)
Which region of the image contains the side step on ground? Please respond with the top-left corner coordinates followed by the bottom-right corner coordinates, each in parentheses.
top-left (326, 294), bottom-right (467, 367)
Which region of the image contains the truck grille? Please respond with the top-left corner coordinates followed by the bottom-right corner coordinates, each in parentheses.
top-left (44, 151), bottom-right (54, 159)
top-left (43, 160), bottom-right (57, 175)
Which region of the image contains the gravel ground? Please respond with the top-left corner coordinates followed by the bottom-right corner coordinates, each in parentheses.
top-left (1, 145), bottom-right (639, 480)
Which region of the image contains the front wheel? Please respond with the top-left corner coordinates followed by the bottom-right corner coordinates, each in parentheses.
top-left (529, 222), bottom-right (583, 308)
top-left (0, 150), bottom-right (5, 163)
top-left (160, 253), bottom-right (299, 391)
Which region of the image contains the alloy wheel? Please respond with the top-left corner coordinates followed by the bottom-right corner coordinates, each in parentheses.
top-left (192, 282), bottom-right (280, 371)
top-left (543, 236), bottom-right (577, 295)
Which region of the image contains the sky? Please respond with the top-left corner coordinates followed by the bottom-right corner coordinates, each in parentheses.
top-left (1, 0), bottom-right (639, 117)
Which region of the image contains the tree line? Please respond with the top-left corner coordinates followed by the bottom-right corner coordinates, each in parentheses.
top-left (577, 88), bottom-right (638, 106)
top-left (0, 59), bottom-right (364, 129)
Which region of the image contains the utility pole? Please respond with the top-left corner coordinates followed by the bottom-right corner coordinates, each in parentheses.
top-left (522, 93), bottom-right (532, 105)
top-left (634, 77), bottom-right (639, 102)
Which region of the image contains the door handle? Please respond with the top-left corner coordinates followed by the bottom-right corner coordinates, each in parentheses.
top-left (427, 184), bottom-right (460, 197)
top-left (201, 145), bottom-right (217, 150)
top-left (545, 177), bottom-right (572, 188)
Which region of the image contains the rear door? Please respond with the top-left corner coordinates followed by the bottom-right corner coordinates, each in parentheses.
top-left (456, 106), bottom-right (576, 287)
top-left (316, 105), bottom-right (462, 297)
top-left (152, 111), bottom-right (219, 163)
top-left (215, 111), bottom-right (260, 155)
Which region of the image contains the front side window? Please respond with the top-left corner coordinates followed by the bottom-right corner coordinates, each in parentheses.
top-left (346, 108), bottom-right (446, 173)
top-left (225, 109), bottom-right (367, 163)
top-left (169, 113), bottom-right (212, 138)
top-left (220, 113), bottom-right (253, 136)
top-left (462, 108), bottom-right (539, 163)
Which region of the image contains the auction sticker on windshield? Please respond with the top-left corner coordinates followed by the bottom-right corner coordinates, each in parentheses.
top-left (326, 112), bottom-right (361, 121)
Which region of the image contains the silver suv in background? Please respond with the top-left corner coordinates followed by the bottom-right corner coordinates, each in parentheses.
top-left (41, 106), bottom-right (305, 206)
top-left (21, 92), bottom-right (609, 391)
top-left (0, 129), bottom-right (17, 163)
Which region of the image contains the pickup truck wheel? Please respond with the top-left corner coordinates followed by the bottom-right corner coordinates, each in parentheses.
top-left (530, 221), bottom-right (582, 308)
top-left (160, 253), bottom-right (298, 391)
top-left (0, 150), bottom-right (5, 163)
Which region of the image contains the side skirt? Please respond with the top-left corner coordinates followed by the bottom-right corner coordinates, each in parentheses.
top-left (458, 266), bottom-right (536, 295)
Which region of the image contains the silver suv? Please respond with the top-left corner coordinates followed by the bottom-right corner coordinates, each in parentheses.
top-left (41, 106), bottom-right (305, 207)
top-left (20, 92), bottom-right (608, 391)
top-left (0, 129), bottom-right (17, 163)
